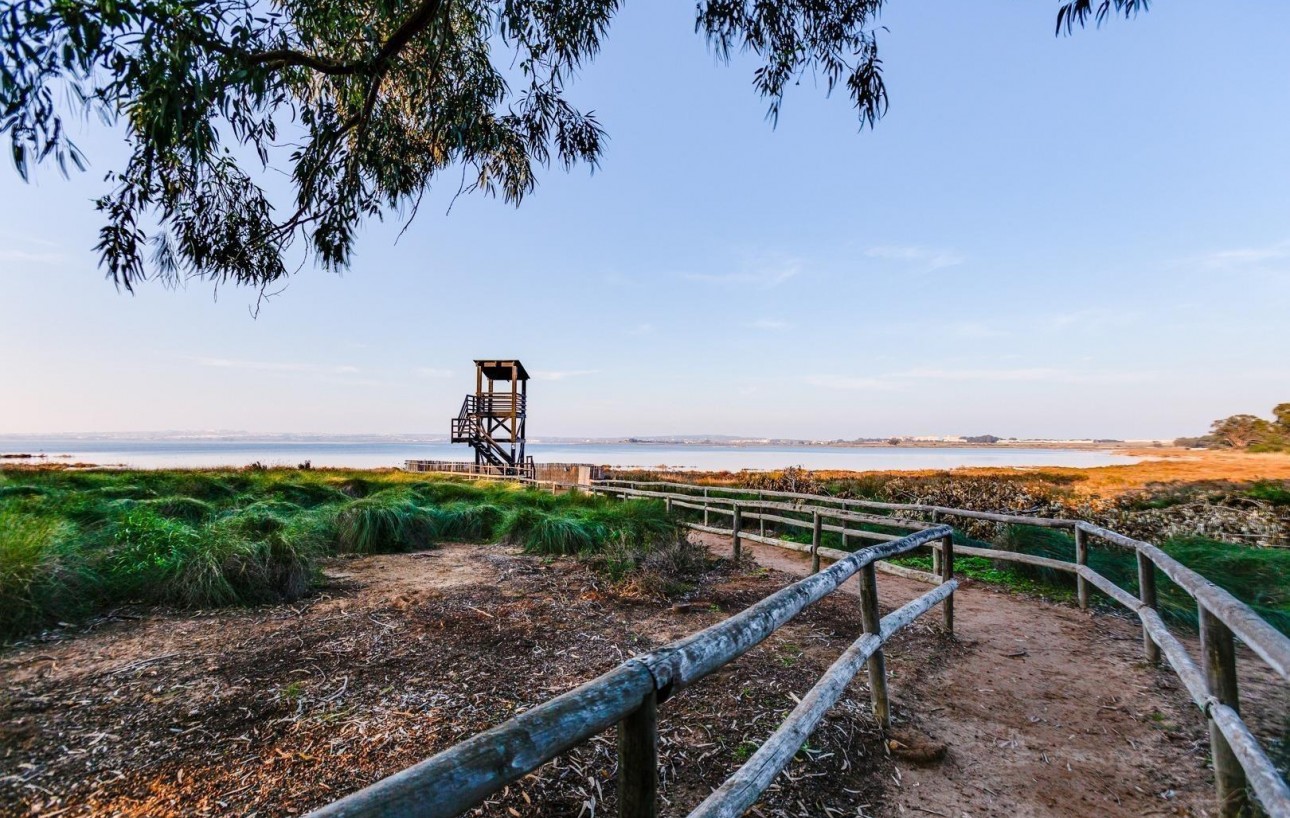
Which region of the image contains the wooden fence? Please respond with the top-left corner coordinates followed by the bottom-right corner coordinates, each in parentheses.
top-left (589, 478), bottom-right (1290, 818)
top-left (307, 499), bottom-right (954, 818)
top-left (307, 472), bottom-right (1290, 818)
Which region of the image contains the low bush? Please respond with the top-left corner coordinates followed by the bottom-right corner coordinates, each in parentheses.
top-left (336, 496), bottom-right (426, 554)
top-left (1247, 480), bottom-right (1290, 507)
top-left (0, 509), bottom-right (94, 636)
top-left (989, 526), bottom-right (1290, 633)
top-left (501, 507), bottom-right (601, 555)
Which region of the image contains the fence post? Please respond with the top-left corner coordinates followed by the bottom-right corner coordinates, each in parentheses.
top-left (703, 488), bottom-right (709, 527)
top-left (810, 512), bottom-right (822, 574)
top-left (758, 491), bottom-right (766, 537)
top-left (732, 505), bottom-right (742, 563)
top-left (940, 531), bottom-right (954, 635)
top-left (930, 510), bottom-right (941, 575)
top-left (617, 689), bottom-right (658, 818)
top-left (1074, 525), bottom-right (1089, 610)
top-left (858, 563), bottom-right (890, 729)
top-left (1136, 550), bottom-right (1160, 664)
top-left (664, 497), bottom-right (672, 515)
top-left (1200, 606), bottom-right (1246, 817)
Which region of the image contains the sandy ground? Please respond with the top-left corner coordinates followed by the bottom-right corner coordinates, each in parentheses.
top-left (692, 532), bottom-right (1288, 818)
top-left (3, 538), bottom-right (1285, 818)
top-left (612, 448), bottom-right (1290, 501)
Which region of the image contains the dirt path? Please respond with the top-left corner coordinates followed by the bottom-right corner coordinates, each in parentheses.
top-left (692, 533), bottom-right (1218, 818)
top-left (4, 538), bottom-right (1279, 818)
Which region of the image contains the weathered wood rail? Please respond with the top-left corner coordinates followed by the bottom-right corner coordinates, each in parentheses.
top-left (588, 478), bottom-right (1290, 818)
top-left (307, 509), bottom-right (956, 818)
top-left (311, 469), bottom-right (1290, 818)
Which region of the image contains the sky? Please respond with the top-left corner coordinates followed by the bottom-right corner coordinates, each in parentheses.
top-left (3, 1), bottom-right (1289, 440)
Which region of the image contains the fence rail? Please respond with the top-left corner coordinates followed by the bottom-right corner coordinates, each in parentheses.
top-left (309, 470), bottom-right (1290, 818)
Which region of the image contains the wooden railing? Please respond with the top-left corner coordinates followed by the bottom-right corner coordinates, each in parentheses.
top-left (307, 513), bottom-right (957, 818)
top-left (589, 478), bottom-right (1290, 818)
top-left (307, 472), bottom-right (1290, 818)
top-left (458, 393), bottom-right (526, 418)
top-left (404, 458), bottom-right (535, 478)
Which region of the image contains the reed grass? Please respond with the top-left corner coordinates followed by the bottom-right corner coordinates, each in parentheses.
top-left (0, 468), bottom-right (677, 640)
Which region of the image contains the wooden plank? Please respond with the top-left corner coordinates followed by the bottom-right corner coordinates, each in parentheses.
top-left (685, 583), bottom-right (957, 818)
top-left (810, 512), bottom-right (822, 574)
top-left (1208, 704), bottom-right (1290, 818)
top-left (874, 560), bottom-right (941, 585)
top-left (1138, 550), bottom-right (1160, 664)
top-left (1081, 523), bottom-right (1290, 682)
top-left (618, 690), bottom-right (658, 818)
top-left (307, 662), bottom-right (655, 818)
top-left (740, 510), bottom-right (903, 542)
top-left (940, 533), bottom-right (954, 634)
top-left (732, 505), bottom-right (742, 563)
top-left (952, 544), bottom-right (1076, 573)
top-left (930, 510), bottom-right (941, 575)
top-left (637, 527), bottom-right (951, 694)
top-left (1075, 565), bottom-right (1141, 611)
top-left (682, 522), bottom-right (730, 536)
top-left (858, 563), bottom-right (889, 728)
top-left (591, 480), bottom-right (1077, 528)
top-left (808, 543), bottom-right (941, 585)
top-left (1074, 526), bottom-right (1089, 610)
top-left (738, 531), bottom-right (812, 554)
top-left (1201, 606), bottom-right (1247, 817)
top-left (1139, 608), bottom-right (1208, 706)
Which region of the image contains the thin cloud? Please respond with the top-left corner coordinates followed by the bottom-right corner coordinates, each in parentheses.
top-left (532, 369), bottom-right (598, 381)
top-left (1199, 240), bottom-right (1290, 269)
top-left (865, 245), bottom-right (964, 272)
top-left (416, 367), bottom-right (454, 378)
top-left (0, 249), bottom-right (66, 265)
top-left (193, 357), bottom-right (361, 376)
top-left (949, 321), bottom-right (1009, 339)
top-left (803, 375), bottom-right (898, 391)
top-left (627, 322), bottom-right (655, 336)
top-left (895, 367), bottom-right (1151, 385)
top-left (806, 366), bottom-right (1153, 390)
top-left (684, 260), bottom-right (800, 288)
top-left (1049, 307), bottom-right (1138, 330)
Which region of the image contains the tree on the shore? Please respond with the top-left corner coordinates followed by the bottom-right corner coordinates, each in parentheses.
top-left (1210, 415), bottom-right (1272, 449)
top-left (1, 0), bottom-right (1148, 292)
top-left (1274, 404), bottom-right (1290, 433)
top-left (1194, 406), bottom-right (1290, 452)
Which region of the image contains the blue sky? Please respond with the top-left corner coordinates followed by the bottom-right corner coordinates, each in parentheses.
top-left (3, 1), bottom-right (1288, 439)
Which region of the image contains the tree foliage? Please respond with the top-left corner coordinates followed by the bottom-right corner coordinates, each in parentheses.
top-left (2, 0), bottom-right (1147, 291)
top-left (1200, 405), bottom-right (1290, 452)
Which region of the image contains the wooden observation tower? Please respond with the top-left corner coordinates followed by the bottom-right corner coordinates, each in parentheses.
top-left (449, 359), bottom-right (533, 476)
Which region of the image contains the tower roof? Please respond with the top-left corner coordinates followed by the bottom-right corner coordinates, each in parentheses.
top-left (474, 359), bottom-right (530, 381)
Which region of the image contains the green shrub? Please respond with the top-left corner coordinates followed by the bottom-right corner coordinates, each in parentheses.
top-left (588, 499), bottom-right (678, 547)
top-left (0, 469), bottom-right (700, 638)
top-left (988, 525), bottom-right (1290, 634)
top-left (0, 484), bottom-right (47, 500)
top-left (1248, 481), bottom-right (1290, 507)
top-left (1161, 537), bottom-right (1290, 633)
top-left (334, 495), bottom-right (440, 553)
top-left (140, 496), bottom-right (215, 524)
top-left (266, 481), bottom-right (350, 508)
top-left (501, 508), bottom-right (602, 555)
top-left (0, 510), bottom-right (94, 638)
top-left (437, 502), bottom-right (505, 541)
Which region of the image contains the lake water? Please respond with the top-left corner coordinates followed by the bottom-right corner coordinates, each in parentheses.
top-left (0, 437), bottom-right (1138, 472)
